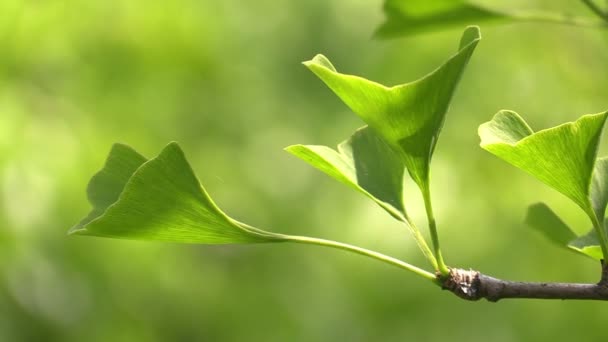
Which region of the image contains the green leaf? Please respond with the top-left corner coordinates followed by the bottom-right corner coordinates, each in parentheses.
top-left (569, 229), bottom-right (604, 261)
top-left (70, 142), bottom-right (284, 244)
top-left (590, 157), bottom-right (608, 221)
top-left (286, 126), bottom-right (436, 265)
top-left (286, 126), bottom-right (406, 220)
top-left (73, 144), bottom-right (147, 229)
top-left (303, 26), bottom-right (480, 191)
top-left (376, 0), bottom-right (505, 38)
top-left (479, 110), bottom-right (608, 215)
top-left (525, 202), bottom-right (603, 260)
top-left (525, 202), bottom-right (577, 247)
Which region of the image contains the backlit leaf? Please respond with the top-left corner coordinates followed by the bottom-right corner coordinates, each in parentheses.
top-left (376, 0), bottom-right (505, 38)
top-left (479, 110), bottom-right (608, 215)
top-left (303, 26), bottom-right (480, 191)
top-left (286, 126), bottom-right (406, 220)
top-left (70, 142), bottom-right (284, 244)
top-left (287, 126), bottom-right (436, 263)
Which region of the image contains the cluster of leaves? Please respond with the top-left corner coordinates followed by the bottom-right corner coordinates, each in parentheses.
top-left (71, 0), bottom-right (608, 283)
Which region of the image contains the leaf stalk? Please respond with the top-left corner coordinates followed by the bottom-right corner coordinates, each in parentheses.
top-left (421, 184), bottom-right (449, 276)
top-left (282, 234), bottom-right (439, 283)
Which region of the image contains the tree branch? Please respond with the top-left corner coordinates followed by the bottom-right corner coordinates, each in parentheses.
top-left (442, 265), bottom-right (608, 302)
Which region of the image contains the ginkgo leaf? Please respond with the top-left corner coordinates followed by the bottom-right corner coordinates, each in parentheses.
top-left (376, 0), bottom-right (505, 38)
top-left (525, 202), bottom-right (577, 247)
top-left (303, 26), bottom-right (480, 191)
top-left (525, 202), bottom-right (603, 260)
top-left (569, 229), bottom-right (604, 261)
top-left (479, 110), bottom-right (608, 215)
top-left (286, 126), bottom-right (436, 264)
top-left (286, 126), bottom-right (406, 220)
top-left (70, 142), bottom-right (285, 244)
top-left (591, 157), bottom-right (608, 221)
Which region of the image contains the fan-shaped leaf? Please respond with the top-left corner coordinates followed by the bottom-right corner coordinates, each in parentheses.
top-left (70, 142), bottom-right (284, 244)
top-left (303, 26), bottom-right (480, 191)
top-left (525, 202), bottom-right (603, 260)
top-left (376, 0), bottom-right (505, 38)
top-left (525, 202), bottom-right (577, 247)
top-left (479, 110), bottom-right (608, 215)
top-left (286, 126), bottom-right (435, 264)
top-left (286, 126), bottom-right (406, 220)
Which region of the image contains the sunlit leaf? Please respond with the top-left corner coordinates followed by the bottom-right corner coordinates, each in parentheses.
top-left (70, 142), bottom-right (285, 244)
top-left (479, 110), bottom-right (608, 215)
top-left (286, 126), bottom-right (406, 220)
top-left (569, 229), bottom-right (604, 261)
top-left (304, 26), bottom-right (480, 191)
top-left (286, 126), bottom-right (436, 264)
top-left (590, 157), bottom-right (608, 221)
top-left (376, 0), bottom-right (505, 38)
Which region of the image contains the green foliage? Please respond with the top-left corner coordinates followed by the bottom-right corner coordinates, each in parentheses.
top-left (525, 203), bottom-right (605, 260)
top-left (479, 110), bottom-right (608, 215)
top-left (303, 26), bottom-right (480, 193)
top-left (70, 142), bottom-right (284, 244)
top-left (377, 0), bottom-right (607, 38)
top-left (377, 0), bottom-right (505, 38)
top-left (286, 127), bottom-right (406, 220)
top-left (286, 126), bottom-right (437, 265)
top-left (481, 110), bottom-right (608, 260)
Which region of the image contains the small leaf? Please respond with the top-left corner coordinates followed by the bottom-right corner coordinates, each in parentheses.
top-left (376, 0), bottom-right (505, 38)
top-left (525, 202), bottom-right (577, 247)
top-left (70, 142), bottom-right (284, 244)
top-left (479, 110), bottom-right (608, 214)
top-left (287, 126), bottom-right (436, 265)
top-left (304, 26), bottom-right (480, 191)
top-left (286, 126), bottom-right (406, 220)
top-left (569, 229), bottom-right (603, 261)
top-left (525, 202), bottom-right (602, 260)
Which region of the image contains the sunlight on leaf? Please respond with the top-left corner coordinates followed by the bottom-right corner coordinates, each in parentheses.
top-left (286, 126), bottom-right (436, 265)
top-left (590, 157), bottom-right (608, 221)
top-left (70, 142), bottom-right (285, 244)
top-left (479, 110), bottom-right (608, 215)
top-left (304, 26), bottom-right (480, 191)
top-left (287, 126), bottom-right (406, 220)
top-left (376, 0), bottom-right (505, 38)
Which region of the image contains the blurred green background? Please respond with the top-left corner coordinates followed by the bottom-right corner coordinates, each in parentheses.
top-left (1, 0), bottom-right (608, 341)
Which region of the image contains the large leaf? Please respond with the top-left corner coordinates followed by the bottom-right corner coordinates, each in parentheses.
top-left (479, 110), bottom-right (608, 215)
top-left (70, 142), bottom-right (284, 244)
top-left (376, 0), bottom-right (505, 38)
top-left (286, 126), bottom-right (406, 220)
top-left (304, 26), bottom-right (480, 190)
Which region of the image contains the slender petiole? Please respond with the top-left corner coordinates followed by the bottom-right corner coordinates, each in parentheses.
top-left (281, 234), bottom-right (439, 283)
top-left (422, 184), bottom-right (449, 276)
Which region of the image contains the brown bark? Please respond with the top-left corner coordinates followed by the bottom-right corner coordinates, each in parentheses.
top-left (442, 263), bottom-right (608, 302)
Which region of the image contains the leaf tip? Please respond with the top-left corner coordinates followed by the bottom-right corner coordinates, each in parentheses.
top-left (303, 54), bottom-right (336, 72)
top-left (459, 26), bottom-right (481, 49)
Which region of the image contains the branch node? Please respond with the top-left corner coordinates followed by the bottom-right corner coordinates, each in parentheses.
top-left (598, 260), bottom-right (608, 286)
top-left (441, 268), bottom-right (482, 301)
